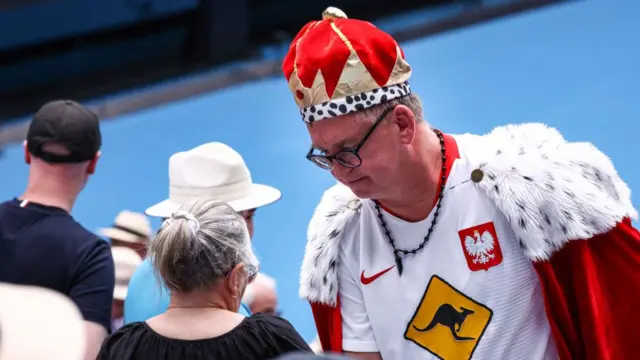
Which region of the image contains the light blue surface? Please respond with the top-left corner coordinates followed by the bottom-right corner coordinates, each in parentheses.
top-left (123, 258), bottom-right (251, 323)
top-left (123, 258), bottom-right (169, 323)
top-left (0, 0), bottom-right (638, 341)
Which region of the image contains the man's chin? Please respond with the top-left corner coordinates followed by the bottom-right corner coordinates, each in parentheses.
top-left (343, 179), bottom-right (374, 199)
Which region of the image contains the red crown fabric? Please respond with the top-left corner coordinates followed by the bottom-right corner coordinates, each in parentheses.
top-left (282, 7), bottom-right (412, 123)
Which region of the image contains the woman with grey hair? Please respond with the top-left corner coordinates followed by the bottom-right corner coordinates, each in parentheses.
top-left (97, 198), bottom-right (312, 360)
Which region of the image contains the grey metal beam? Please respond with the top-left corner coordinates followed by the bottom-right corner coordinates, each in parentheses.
top-left (0, 0), bottom-right (569, 149)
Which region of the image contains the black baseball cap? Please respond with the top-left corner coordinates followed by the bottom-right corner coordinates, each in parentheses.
top-left (26, 100), bottom-right (102, 163)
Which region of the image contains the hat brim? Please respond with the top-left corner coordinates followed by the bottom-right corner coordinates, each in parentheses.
top-left (0, 283), bottom-right (86, 360)
top-left (98, 227), bottom-right (146, 244)
top-left (145, 183), bottom-right (282, 218)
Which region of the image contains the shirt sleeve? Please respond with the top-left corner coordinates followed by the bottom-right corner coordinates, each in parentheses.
top-left (338, 243), bottom-right (379, 352)
top-left (69, 238), bottom-right (115, 332)
top-left (258, 314), bottom-right (313, 353)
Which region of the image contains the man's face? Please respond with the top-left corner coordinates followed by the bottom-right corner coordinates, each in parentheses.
top-left (307, 110), bottom-right (402, 200)
top-left (239, 209), bottom-right (256, 239)
top-left (249, 283), bottom-right (279, 315)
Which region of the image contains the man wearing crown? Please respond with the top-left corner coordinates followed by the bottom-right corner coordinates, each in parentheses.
top-left (282, 7), bottom-right (640, 360)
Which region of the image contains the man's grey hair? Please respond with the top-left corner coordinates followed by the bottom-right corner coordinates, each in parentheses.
top-left (149, 198), bottom-right (259, 293)
top-left (358, 93), bottom-right (425, 124)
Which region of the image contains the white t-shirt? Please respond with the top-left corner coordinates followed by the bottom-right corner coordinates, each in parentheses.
top-left (338, 142), bottom-right (558, 360)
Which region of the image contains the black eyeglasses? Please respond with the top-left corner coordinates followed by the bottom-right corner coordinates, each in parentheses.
top-left (307, 106), bottom-right (394, 170)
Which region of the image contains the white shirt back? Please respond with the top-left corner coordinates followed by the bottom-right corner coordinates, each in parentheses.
top-left (338, 142), bottom-right (558, 360)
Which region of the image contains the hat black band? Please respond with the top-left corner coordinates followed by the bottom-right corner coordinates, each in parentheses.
top-left (112, 224), bottom-right (148, 239)
top-left (300, 81), bottom-right (411, 123)
top-left (32, 149), bottom-right (95, 164)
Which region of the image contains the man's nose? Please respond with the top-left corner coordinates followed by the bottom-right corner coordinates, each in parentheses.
top-left (331, 162), bottom-right (352, 180)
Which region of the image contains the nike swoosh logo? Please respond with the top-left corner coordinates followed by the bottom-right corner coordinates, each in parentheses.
top-left (360, 266), bottom-right (395, 285)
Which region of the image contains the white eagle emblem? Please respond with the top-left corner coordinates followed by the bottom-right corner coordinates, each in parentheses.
top-left (464, 230), bottom-right (496, 264)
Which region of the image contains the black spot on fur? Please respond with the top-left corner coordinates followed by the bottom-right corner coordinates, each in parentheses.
top-left (488, 173), bottom-right (496, 181)
top-left (543, 212), bottom-right (551, 225)
top-left (479, 162), bottom-right (488, 169)
top-left (516, 201), bottom-right (526, 211)
top-left (562, 210), bottom-right (573, 221)
top-left (326, 210), bottom-right (339, 218)
top-left (594, 169), bottom-right (603, 181)
top-left (329, 260), bottom-right (337, 271)
top-left (519, 218), bottom-right (527, 229)
top-left (545, 183), bottom-right (555, 191)
top-left (563, 189), bottom-right (575, 198)
top-left (561, 224), bottom-right (568, 235)
top-left (322, 275), bottom-right (328, 285)
top-left (328, 229), bottom-right (340, 239)
top-left (522, 175), bottom-right (533, 181)
top-left (519, 147), bottom-right (525, 155)
top-left (496, 149), bottom-right (502, 155)
top-left (494, 184), bottom-right (500, 193)
top-left (517, 238), bottom-right (526, 251)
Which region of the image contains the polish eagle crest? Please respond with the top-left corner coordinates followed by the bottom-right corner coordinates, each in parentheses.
top-left (464, 229), bottom-right (496, 264)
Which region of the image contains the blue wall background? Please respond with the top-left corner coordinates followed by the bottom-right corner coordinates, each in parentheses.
top-left (0, 0), bottom-right (197, 50)
top-left (0, 0), bottom-right (638, 341)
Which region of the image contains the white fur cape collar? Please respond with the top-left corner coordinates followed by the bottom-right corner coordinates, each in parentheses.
top-left (301, 123), bottom-right (637, 306)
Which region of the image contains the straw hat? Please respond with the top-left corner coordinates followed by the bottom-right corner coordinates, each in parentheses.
top-left (112, 247), bottom-right (143, 300)
top-left (99, 210), bottom-right (151, 244)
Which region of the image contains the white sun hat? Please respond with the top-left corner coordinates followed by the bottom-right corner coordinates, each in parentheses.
top-left (112, 247), bottom-right (143, 301)
top-left (0, 283), bottom-right (86, 360)
top-left (98, 210), bottom-right (152, 244)
top-left (145, 142), bottom-right (282, 218)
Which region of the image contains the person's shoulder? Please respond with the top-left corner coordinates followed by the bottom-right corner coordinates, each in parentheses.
top-left (247, 312), bottom-right (296, 331)
top-left (102, 322), bottom-right (147, 347)
top-left (0, 199), bottom-right (15, 209)
top-left (33, 209), bottom-right (102, 244)
top-left (98, 322), bottom-right (147, 357)
top-left (246, 313), bottom-right (312, 352)
top-left (302, 183), bottom-right (363, 306)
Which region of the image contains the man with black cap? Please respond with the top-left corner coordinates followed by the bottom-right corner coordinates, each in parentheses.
top-left (0, 100), bottom-right (114, 360)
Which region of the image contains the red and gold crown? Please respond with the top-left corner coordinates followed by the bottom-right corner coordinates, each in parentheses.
top-left (282, 7), bottom-right (412, 123)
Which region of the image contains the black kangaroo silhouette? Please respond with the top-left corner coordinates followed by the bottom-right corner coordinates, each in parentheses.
top-left (413, 304), bottom-right (475, 341)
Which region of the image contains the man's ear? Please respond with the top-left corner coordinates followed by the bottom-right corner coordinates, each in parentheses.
top-left (392, 105), bottom-right (417, 145)
top-left (23, 141), bottom-right (31, 165)
top-left (87, 151), bottom-right (101, 174)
